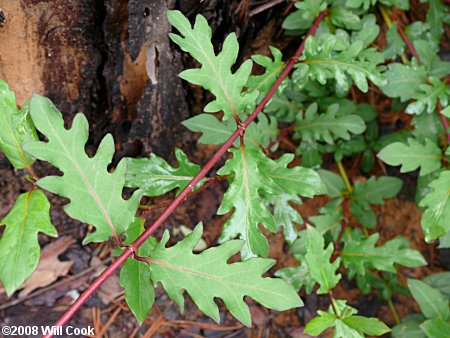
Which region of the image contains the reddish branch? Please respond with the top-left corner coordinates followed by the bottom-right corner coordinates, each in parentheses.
top-left (392, 18), bottom-right (421, 63)
top-left (437, 101), bottom-right (450, 144)
top-left (331, 198), bottom-right (349, 262)
top-left (45, 10), bottom-right (328, 336)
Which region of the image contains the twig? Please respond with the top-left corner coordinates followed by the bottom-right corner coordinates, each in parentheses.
top-left (138, 175), bottom-right (228, 215)
top-left (387, 297), bottom-right (401, 324)
top-left (249, 0), bottom-right (286, 16)
top-left (44, 10), bottom-right (329, 336)
top-left (437, 101), bottom-right (450, 144)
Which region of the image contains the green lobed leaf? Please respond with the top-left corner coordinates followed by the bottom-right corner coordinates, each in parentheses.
top-left (329, 7), bottom-right (362, 31)
top-left (294, 103), bottom-right (366, 145)
top-left (378, 138), bottom-right (442, 176)
top-left (346, 0), bottom-right (409, 10)
top-left (406, 78), bottom-right (450, 115)
top-left (0, 80), bottom-right (38, 169)
top-left (275, 263), bottom-right (316, 294)
top-left (305, 300), bottom-right (390, 337)
top-left (380, 61), bottom-right (428, 102)
top-left (282, 0), bottom-right (327, 32)
top-left (125, 148), bottom-right (201, 197)
top-left (341, 316), bottom-right (391, 336)
top-left (413, 40), bottom-right (450, 79)
top-left (218, 147), bottom-right (324, 259)
top-left (425, 0), bottom-right (450, 45)
top-left (304, 310), bottom-right (336, 336)
top-left (149, 223), bottom-right (303, 326)
top-left (318, 169), bottom-right (347, 197)
top-left (24, 94), bottom-right (142, 244)
top-left (0, 190), bottom-right (57, 296)
top-left (297, 35), bottom-right (386, 93)
top-left (217, 147), bottom-right (277, 259)
top-left (420, 319), bottom-right (450, 338)
top-left (408, 278), bottom-right (450, 321)
top-left (424, 272), bottom-right (450, 299)
top-left (341, 233), bottom-right (426, 275)
top-left (350, 176), bottom-right (403, 228)
top-left (267, 193), bottom-right (303, 244)
top-left (119, 219), bottom-right (156, 324)
top-left (305, 225), bottom-right (341, 294)
top-left (167, 10), bottom-right (258, 120)
top-left (247, 47), bottom-right (284, 94)
top-left (419, 170), bottom-right (450, 242)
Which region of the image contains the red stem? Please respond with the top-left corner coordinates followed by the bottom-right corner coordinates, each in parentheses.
top-left (44, 10), bottom-right (328, 336)
top-left (393, 18), bottom-right (421, 63)
top-left (331, 198), bottom-right (349, 262)
top-left (437, 101), bottom-right (450, 144)
top-left (265, 123), bottom-right (296, 153)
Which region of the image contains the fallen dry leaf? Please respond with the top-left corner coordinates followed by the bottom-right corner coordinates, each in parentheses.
top-left (19, 236), bottom-right (75, 297)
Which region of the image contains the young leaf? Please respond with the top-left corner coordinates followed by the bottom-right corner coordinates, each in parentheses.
top-left (167, 10), bottom-right (258, 120)
top-left (282, 0), bottom-right (327, 31)
top-left (294, 103), bottom-right (366, 145)
top-left (351, 176), bottom-right (403, 228)
top-left (149, 223), bottom-right (303, 326)
top-left (24, 95), bottom-right (142, 244)
top-left (305, 300), bottom-right (391, 337)
top-left (318, 169), bottom-right (347, 197)
top-left (0, 80), bottom-right (38, 169)
top-left (392, 320), bottom-right (426, 338)
top-left (341, 233), bottom-right (426, 275)
top-left (119, 219), bottom-right (156, 325)
top-left (419, 170), bottom-right (450, 242)
top-left (408, 279), bottom-right (450, 321)
top-left (304, 310), bottom-right (336, 336)
top-left (0, 190), bottom-right (57, 296)
top-left (377, 138), bottom-right (442, 176)
top-left (125, 148), bottom-right (201, 197)
top-left (297, 35), bottom-right (386, 93)
top-left (420, 319), bottom-right (450, 338)
top-left (305, 225), bottom-right (341, 294)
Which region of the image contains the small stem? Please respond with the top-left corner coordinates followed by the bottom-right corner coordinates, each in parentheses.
top-left (337, 161), bottom-right (352, 193)
top-left (265, 123), bottom-right (295, 152)
top-left (139, 176), bottom-right (228, 213)
top-left (44, 10), bottom-right (329, 335)
top-left (328, 291), bottom-right (340, 317)
top-left (331, 199), bottom-right (349, 262)
top-left (387, 297), bottom-right (401, 324)
top-left (437, 101), bottom-right (450, 144)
